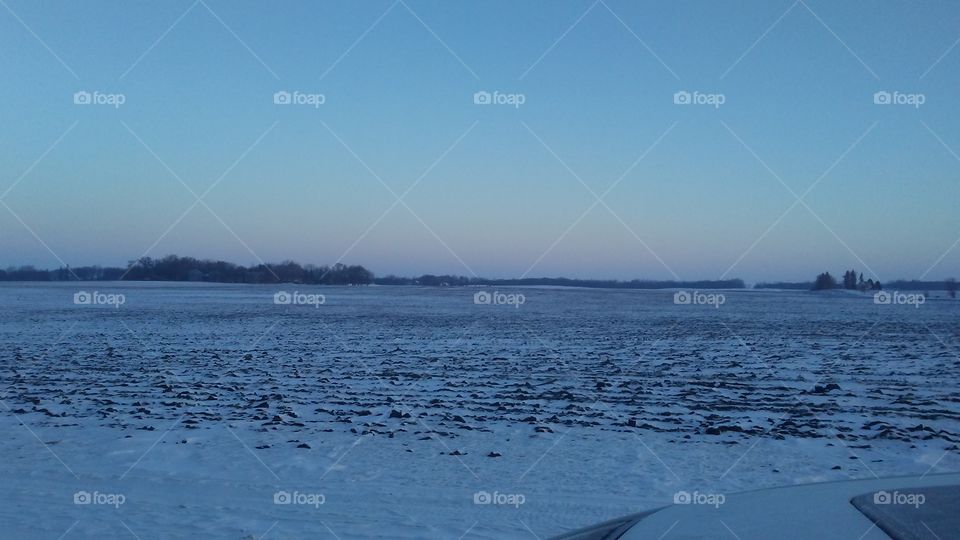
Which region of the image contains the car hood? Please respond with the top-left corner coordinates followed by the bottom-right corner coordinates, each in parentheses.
top-left (619, 473), bottom-right (960, 540)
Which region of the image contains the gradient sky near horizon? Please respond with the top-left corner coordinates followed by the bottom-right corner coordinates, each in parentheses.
top-left (1, 0), bottom-right (959, 282)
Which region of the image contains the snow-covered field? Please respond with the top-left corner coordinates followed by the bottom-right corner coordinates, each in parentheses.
top-left (1, 283), bottom-right (957, 539)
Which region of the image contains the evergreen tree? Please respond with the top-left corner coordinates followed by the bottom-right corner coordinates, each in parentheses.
top-left (813, 272), bottom-right (837, 290)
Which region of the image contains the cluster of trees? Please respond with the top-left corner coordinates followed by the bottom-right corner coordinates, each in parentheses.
top-left (0, 255), bottom-right (375, 285)
top-left (123, 256), bottom-right (373, 284)
top-left (844, 270), bottom-right (881, 291)
top-left (758, 277), bottom-right (958, 296)
top-left (812, 270), bottom-right (882, 291)
top-left (374, 275), bottom-right (745, 289)
top-left (811, 272), bottom-right (838, 290)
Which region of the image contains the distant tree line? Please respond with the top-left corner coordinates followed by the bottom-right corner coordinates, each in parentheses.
top-left (0, 255), bottom-right (747, 290)
top-left (374, 275), bottom-right (746, 289)
top-left (4, 256), bottom-right (954, 296)
top-left (0, 255), bottom-right (374, 285)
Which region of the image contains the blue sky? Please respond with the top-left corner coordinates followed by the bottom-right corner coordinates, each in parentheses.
top-left (1, 0), bottom-right (958, 282)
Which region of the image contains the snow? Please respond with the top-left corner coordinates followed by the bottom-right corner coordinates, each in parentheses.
top-left (0, 283), bottom-right (957, 539)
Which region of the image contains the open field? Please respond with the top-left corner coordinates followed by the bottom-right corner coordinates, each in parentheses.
top-left (1, 283), bottom-right (957, 539)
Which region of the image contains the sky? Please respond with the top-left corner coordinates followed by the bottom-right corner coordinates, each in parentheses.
top-left (1, 0), bottom-right (958, 283)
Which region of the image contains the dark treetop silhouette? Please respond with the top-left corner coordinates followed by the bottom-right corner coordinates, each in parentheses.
top-left (1, 254), bottom-right (745, 289)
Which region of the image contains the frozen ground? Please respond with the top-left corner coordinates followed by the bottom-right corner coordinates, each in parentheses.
top-left (0, 283), bottom-right (957, 539)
